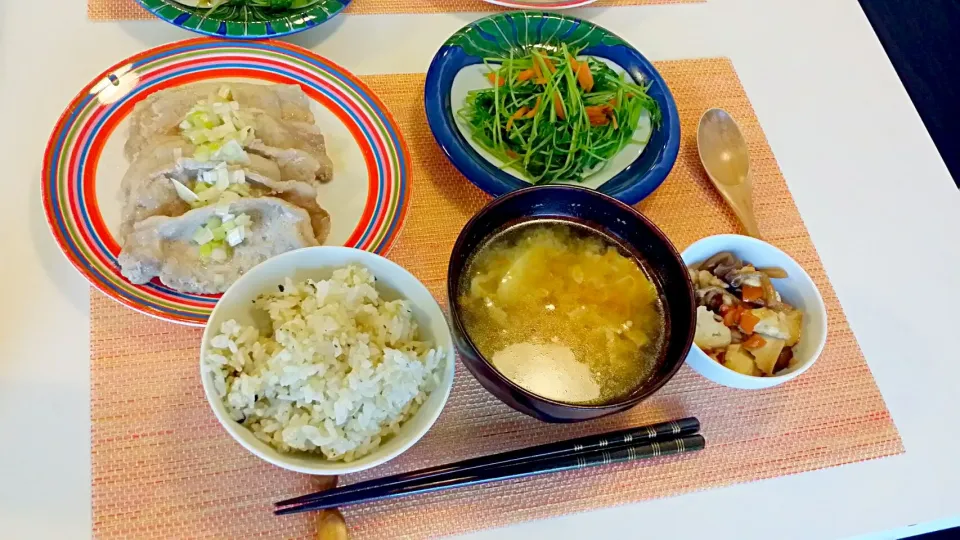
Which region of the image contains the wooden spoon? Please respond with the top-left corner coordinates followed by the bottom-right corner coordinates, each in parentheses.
top-left (316, 509), bottom-right (349, 540)
top-left (312, 476), bottom-right (347, 540)
top-left (697, 108), bottom-right (761, 237)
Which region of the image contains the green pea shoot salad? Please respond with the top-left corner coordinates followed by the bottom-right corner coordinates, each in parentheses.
top-left (458, 45), bottom-right (661, 185)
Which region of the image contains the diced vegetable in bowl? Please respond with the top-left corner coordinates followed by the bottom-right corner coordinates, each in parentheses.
top-left (681, 235), bottom-right (827, 390)
top-left (690, 252), bottom-right (803, 377)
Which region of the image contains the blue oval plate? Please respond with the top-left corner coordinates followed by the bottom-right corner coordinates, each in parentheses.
top-left (425, 11), bottom-right (680, 205)
top-left (134, 0), bottom-right (351, 39)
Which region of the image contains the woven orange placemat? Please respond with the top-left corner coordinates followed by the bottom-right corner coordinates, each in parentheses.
top-left (89, 0), bottom-right (702, 21)
top-left (91, 58), bottom-right (902, 539)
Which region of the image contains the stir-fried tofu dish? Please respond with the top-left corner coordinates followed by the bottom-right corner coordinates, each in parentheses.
top-left (689, 252), bottom-right (803, 377)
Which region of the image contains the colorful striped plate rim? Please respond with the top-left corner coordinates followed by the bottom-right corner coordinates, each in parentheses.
top-left (43, 38), bottom-right (411, 326)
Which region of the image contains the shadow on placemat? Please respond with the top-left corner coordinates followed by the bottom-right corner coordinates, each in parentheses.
top-left (90, 58), bottom-right (901, 540)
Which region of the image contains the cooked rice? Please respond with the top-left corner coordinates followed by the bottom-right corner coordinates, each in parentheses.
top-left (203, 265), bottom-right (442, 462)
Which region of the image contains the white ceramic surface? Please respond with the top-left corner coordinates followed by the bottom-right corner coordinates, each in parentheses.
top-left (451, 58), bottom-right (653, 189)
top-left (199, 247), bottom-right (456, 475)
top-left (681, 234), bottom-right (828, 390)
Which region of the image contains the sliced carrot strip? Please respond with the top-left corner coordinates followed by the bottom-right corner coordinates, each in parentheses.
top-left (740, 311), bottom-right (761, 334)
top-left (588, 115), bottom-right (609, 127)
top-left (486, 72), bottom-right (504, 86)
top-left (585, 105), bottom-right (615, 127)
top-left (743, 334), bottom-right (767, 349)
top-left (524, 96), bottom-right (542, 118)
top-left (516, 69), bottom-right (536, 82)
top-left (553, 92), bottom-right (565, 120)
top-left (531, 60), bottom-right (544, 82)
top-left (506, 106), bottom-right (530, 131)
top-left (576, 63), bottom-right (594, 92)
top-left (722, 305), bottom-right (742, 327)
top-left (531, 53), bottom-right (554, 84)
top-left (741, 285), bottom-right (763, 302)
top-left (585, 106), bottom-right (607, 126)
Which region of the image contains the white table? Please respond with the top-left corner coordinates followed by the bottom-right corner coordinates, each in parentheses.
top-left (2, 0), bottom-right (959, 538)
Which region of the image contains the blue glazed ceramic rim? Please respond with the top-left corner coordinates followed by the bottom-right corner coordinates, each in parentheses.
top-left (133, 0), bottom-right (352, 39)
top-left (424, 11), bottom-right (680, 205)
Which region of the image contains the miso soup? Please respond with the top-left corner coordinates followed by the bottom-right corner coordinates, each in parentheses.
top-left (457, 220), bottom-right (666, 405)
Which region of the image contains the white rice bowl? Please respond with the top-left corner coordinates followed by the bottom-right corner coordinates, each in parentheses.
top-left (203, 263), bottom-right (444, 464)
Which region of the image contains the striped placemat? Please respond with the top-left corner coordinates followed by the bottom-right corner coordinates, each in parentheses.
top-left (90, 58), bottom-right (902, 539)
top-left (89, 0), bottom-right (703, 20)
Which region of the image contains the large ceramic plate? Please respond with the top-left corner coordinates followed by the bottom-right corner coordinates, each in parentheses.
top-left (43, 38), bottom-right (410, 326)
top-left (134, 0), bottom-right (351, 38)
top-left (425, 11), bottom-right (679, 204)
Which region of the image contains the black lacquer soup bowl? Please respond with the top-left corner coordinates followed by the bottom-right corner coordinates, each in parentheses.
top-left (447, 185), bottom-right (696, 423)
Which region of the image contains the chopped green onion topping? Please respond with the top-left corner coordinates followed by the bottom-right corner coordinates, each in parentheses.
top-left (179, 85), bottom-right (255, 164)
top-left (193, 212), bottom-right (252, 260)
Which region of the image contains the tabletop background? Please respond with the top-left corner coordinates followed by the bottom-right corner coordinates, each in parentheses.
top-left (2, 0), bottom-right (959, 539)
top-left (859, 0), bottom-right (960, 189)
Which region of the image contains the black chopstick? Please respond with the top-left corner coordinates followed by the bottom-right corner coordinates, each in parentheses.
top-left (275, 417), bottom-right (699, 509)
top-left (276, 434), bottom-right (705, 515)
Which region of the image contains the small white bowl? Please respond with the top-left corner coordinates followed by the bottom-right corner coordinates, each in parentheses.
top-left (681, 235), bottom-right (827, 390)
top-left (199, 247), bottom-right (456, 475)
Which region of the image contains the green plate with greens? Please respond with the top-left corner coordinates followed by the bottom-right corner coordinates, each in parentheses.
top-left (134, 0), bottom-right (351, 38)
top-left (425, 11), bottom-right (680, 204)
